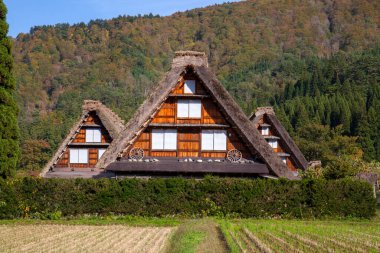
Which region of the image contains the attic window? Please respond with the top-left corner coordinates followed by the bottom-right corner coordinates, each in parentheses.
top-left (69, 149), bottom-right (88, 164)
top-left (184, 80), bottom-right (196, 94)
top-left (261, 127), bottom-right (269, 135)
top-left (177, 99), bottom-right (201, 118)
top-left (86, 129), bottom-right (101, 142)
top-left (201, 130), bottom-right (227, 151)
top-left (152, 129), bottom-right (177, 150)
top-left (268, 139), bottom-right (278, 149)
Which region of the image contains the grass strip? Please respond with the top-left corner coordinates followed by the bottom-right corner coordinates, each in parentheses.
top-left (0, 216), bottom-right (181, 227)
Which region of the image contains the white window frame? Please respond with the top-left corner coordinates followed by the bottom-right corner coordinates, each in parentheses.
top-left (184, 80), bottom-right (196, 94)
top-left (177, 99), bottom-right (201, 118)
top-left (85, 128), bottom-right (102, 143)
top-left (201, 130), bottom-right (227, 151)
top-left (261, 127), bottom-right (269, 135)
top-left (151, 129), bottom-right (177, 150)
top-left (268, 140), bottom-right (278, 149)
top-left (98, 149), bottom-right (106, 160)
top-left (69, 149), bottom-right (88, 164)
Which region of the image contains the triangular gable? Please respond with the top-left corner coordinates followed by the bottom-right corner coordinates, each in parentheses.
top-left (250, 107), bottom-right (309, 170)
top-left (41, 100), bottom-right (125, 176)
top-left (98, 51), bottom-right (297, 179)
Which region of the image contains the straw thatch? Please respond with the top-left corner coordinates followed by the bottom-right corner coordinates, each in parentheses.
top-left (98, 51), bottom-right (297, 179)
top-left (40, 100), bottom-right (125, 177)
top-left (250, 107), bottom-right (309, 170)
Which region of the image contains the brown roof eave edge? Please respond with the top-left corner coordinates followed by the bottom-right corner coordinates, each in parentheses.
top-left (194, 66), bottom-right (298, 180)
top-left (265, 114), bottom-right (309, 170)
top-left (40, 100), bottom-right (125, 177)
top-left (96, 66), bottom-right (186, 169)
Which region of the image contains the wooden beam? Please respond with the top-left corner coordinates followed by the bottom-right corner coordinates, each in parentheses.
top-left (149, 123), bottom-right (230, 128)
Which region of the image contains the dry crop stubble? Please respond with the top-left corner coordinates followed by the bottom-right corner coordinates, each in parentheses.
top-left (0, 225), bottom-right (174, 253)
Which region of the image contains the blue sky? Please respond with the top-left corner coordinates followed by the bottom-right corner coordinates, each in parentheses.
top-left (4, 0), bottom-right (240, 37)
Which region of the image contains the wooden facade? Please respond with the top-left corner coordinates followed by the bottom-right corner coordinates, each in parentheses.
top-left (129, 71), bottom-right (252, 160)
top-left (55, 112), bottom-right (112, 169)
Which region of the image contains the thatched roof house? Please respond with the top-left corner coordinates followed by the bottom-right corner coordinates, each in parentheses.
top-left (43, 51), bottom-right (308, 180)
top-left (250, 107), bottom-right (309, 171)
top-left (99, 51), bottom-right (298, 179)
top-left (41, 100), bottom-right (125, 177)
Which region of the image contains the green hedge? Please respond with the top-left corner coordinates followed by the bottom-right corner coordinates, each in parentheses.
top-left (0, 177), bottom-right (376, 219)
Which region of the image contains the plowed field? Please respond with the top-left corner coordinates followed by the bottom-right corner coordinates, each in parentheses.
top-left (0, 225), bottom-right (174, 253)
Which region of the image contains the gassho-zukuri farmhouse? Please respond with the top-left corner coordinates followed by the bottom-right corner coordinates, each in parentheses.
top-left (42, 51), bottom-right (311, 180)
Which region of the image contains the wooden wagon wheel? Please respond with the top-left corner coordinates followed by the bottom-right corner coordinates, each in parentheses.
top-left (129, 148), bottom-right (144, 160)
top-left (227, 149), bottom-right (242, 163)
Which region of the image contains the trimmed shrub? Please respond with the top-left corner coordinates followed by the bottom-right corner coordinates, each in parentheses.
top-left (0, 177), bottom-right (376, 219)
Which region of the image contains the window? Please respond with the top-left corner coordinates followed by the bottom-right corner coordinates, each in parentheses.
top-left (268, 140), bottom-right (278, 149)
top-left (69, 149), bottom-right (88, 164)
top-left (177, 99), bottom-right (201, 118)
top-left (98, 149), bottom-right (106, 159)
top-left (261, 127), bottom-right (269, 135)
top-left (184, 80), bottom-right (196, 94)
top-left (201, 130), bottom-right (227, 151)
top-left (152, 129), bottom-right (177, 150)
top-left (280, 157), bottom-right (287, 164)
top-left (86, 129), bottom-right (101, 142)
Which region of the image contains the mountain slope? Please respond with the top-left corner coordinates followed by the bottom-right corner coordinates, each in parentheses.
top-left (11, 0), bottom-right (380, 170)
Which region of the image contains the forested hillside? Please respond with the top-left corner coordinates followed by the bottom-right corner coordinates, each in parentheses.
top-left (11, 0), bottom-right (380, 172)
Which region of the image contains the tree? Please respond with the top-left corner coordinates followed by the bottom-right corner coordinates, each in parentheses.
top-left (0, 1), bottom-right (20, 178)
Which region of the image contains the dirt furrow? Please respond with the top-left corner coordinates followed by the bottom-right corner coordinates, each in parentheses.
top-left (138, 227), bottom-right (169, 253)
top-left (303, 232), bottom-right (367, 253)
top-left (283, 231), bottom-right (334, 253)
top-left (92, 226), bottom-right (133, 253)
top-left (239, 230), bottom-right (258, 253)
top-left (39, 227), bottom-right (88, 252)
top-left (130, 227), bottom-right (160, 252)
top-left (18, 226), bottom-right (83, 252)
top-left (147, 228), bottom-right (173, 253)
top-left (0, 225), bottom-right (62, 249)
top-left (265, 232), bottom-right (303, 253)
top-left (79, 227), bottom-right (120, 252)
top-left (55, 226), bottom-right (104, 253)
top-left (243, 228), bottom-right (273, 253)
top-left (349, 230), bottom-right (380, 239)
top-left (337, 234), bottom-right (380, 250)
top-left (112, 227), bottom-right (147, 253)
top-left (228, 229), bottom-right (248, 253)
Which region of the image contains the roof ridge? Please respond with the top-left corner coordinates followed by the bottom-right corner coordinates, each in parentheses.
top-left (172, 51), bottom-right (208, 68)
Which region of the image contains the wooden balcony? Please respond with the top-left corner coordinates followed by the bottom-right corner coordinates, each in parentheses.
top-left (106, 157), bottom-right (269, 175)
top-left (68, 142), bottom-right (110, 147)
top-left (149, 123), bottom-right (230, 128)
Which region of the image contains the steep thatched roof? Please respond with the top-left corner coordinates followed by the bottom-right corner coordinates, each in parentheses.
top-left (250, 107), bottom-right (309, 170)
top-left (98, 51), bottom-right (297, 179)
top-left (40, 100), bottom-right (125, 177)
top-left (82, 100), bottom-right (125, 139)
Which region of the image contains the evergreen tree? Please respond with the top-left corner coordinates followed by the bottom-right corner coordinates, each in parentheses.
top-left (357, 114), bottom-right (376, 161)
top-left (0, 1), bottom-right (20, 178)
